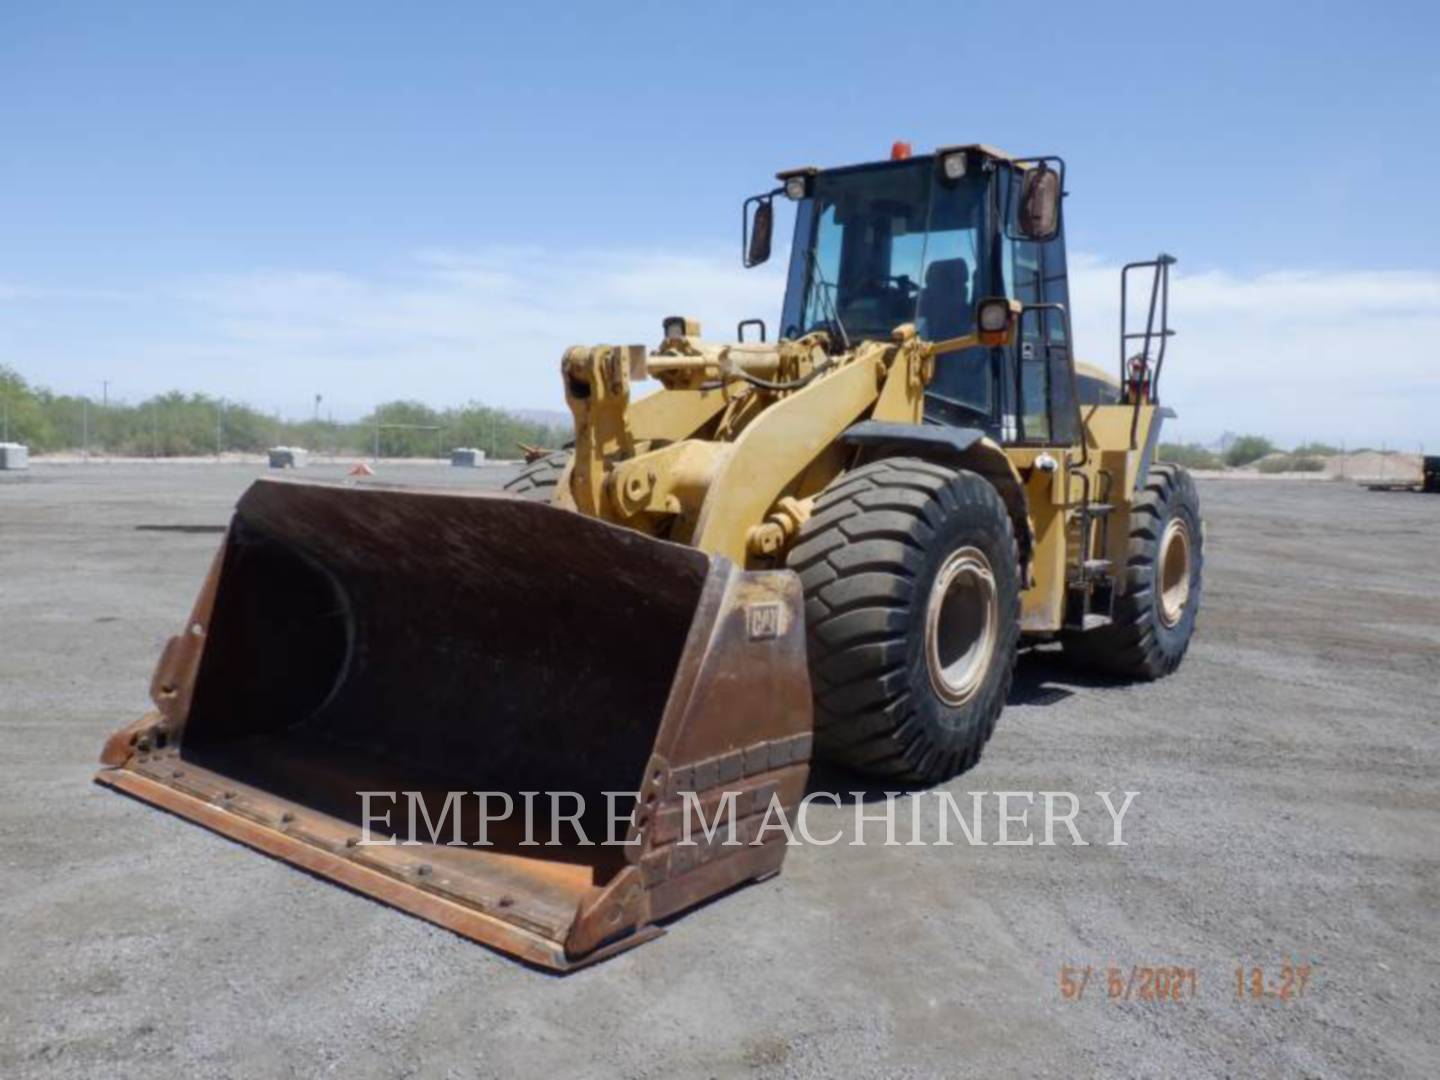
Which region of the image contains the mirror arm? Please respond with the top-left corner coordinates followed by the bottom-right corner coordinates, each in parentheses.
top-left (927, 332), bottom-right (983, 357)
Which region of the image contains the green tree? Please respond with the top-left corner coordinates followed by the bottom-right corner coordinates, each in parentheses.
top-left (0, 366), bottom-right (572, 460)
top-left (0, 367), bottom-right (57, 448)
top-left (362, 401), bottom-right (444, 457)
top-left (220, 402), bottom-right (280, 453)
top-left (1225, 435), bottom-right (1275, 468)
top-left (442, 402), bottom-right (569, 459)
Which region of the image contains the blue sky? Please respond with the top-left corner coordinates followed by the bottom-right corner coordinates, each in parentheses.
top-left (2, 1), bottom-right (1437, 444)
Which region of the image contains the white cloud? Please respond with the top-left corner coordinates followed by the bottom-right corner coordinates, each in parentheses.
top-left (1066, 256), bottom-right (1440, 447)
top-left (3, 248), bottom-right (1436, 446)
top-left (0, 282), bottom-right (43, 301)
top-left (162, 247), bottom-right (785, 416)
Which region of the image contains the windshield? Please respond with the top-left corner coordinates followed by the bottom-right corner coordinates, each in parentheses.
top-left (785, 160), bottom-right (990, 345)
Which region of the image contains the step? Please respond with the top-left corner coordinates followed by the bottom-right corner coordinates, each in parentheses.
top-left (1081, 613), bottom-right (1113, 632)
top-left (1082, 558), bottom-right (1113, 576)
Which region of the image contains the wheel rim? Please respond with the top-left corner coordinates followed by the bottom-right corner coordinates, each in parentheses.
top-left (1158, 517), bottom-right (1192, 628)
top-left (924, 546), bottom-right (999, 708)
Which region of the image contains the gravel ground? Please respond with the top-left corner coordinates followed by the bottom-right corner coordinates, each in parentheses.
top-left (1, 464), bottom-right (1437, 1078)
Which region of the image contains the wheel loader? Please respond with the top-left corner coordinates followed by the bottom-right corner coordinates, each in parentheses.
top-left (97, 142), bottom-right (1203, 969)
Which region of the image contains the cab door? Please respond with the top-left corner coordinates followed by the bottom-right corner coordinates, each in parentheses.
top-left (1006, 193), bottom-right (1077, 447)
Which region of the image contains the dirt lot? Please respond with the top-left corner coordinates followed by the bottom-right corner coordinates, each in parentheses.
top-left (2, 464), bottom-right (1437, 1078)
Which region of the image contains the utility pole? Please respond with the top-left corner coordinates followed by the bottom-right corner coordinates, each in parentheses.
top-left (99, 380), bottom-right (109, 457)
top-left (82, 397), bottom-right (89, 461)
top-left (216, 398), bottom-right (225, 457)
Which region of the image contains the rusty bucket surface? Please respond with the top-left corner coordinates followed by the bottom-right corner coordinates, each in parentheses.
top-left (97, 478), bottom-right (812, 969)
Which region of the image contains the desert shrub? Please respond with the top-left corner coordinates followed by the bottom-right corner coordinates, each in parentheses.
top-left (1257, 454), bottom-right (1325, 474)
top-left (0, 367), bottom-right (571, 457)
top-left (1225, 435), bottom-right (1275, 468)
top-left (1158, 442), bottom-right (1222, 470)
top-left (1292, 441), bottom-right (1340, 457)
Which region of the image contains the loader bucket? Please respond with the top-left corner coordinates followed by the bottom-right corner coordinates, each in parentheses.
top-left (97, 478), bottom-right (812, 970)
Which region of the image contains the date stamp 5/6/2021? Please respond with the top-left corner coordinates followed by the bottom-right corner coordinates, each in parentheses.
top-left (1058, 963), bottom-right (1316, 1003)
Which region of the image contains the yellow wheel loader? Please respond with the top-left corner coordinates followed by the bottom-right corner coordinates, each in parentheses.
top-left (98, 143), bottom-right (1203, 969)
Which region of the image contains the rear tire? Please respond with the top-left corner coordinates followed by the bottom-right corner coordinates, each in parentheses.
top-left (503, 451), bottom-right (570, 503)
top-left (787, 458), bottom-right (1021, 784)
top-left (1064, 464), bottom-right (1203, 678)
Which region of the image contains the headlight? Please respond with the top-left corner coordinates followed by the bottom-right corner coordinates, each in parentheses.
top-left (784, 175), bottom-right (808, 201)
top-left (977, 298), bottom-right (1011, 333)
top-left (941, 152), bottom-right (967, 180)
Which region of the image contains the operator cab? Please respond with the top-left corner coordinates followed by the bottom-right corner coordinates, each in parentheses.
top-left (746, 144), bottom-right (1078, 447)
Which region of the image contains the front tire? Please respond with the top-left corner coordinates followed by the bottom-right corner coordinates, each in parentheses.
top-left (503, 451), bottom-right (570, 503)
top-left (1065, 464), bottom-right (1203, 677)
top-left (786, 458), bottom-right (1021, 784)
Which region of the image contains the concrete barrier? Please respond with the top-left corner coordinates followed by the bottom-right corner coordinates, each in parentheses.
top-left (267, 447), bottom-right (309, 469)
top-left (0, 443), bottom-right (29, 470)
top-left (450, 448), bottom-right (487, 467)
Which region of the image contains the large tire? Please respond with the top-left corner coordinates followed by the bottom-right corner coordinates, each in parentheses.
top-left (503, 451), bottom-right (570, 503)
top-left (786, 458), bottom-right (1021, 784)
top-left (1065, 464), bottom-right (1203, 678)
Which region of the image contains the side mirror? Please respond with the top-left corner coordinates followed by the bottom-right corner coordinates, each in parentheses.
top-left (744, 196), bottom-right (773, 268)
top-left (1018, 163), bottom-right (1061, 241)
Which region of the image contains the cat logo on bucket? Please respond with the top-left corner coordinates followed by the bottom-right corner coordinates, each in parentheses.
top-left (747, 602), bottom-right (782, 641)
